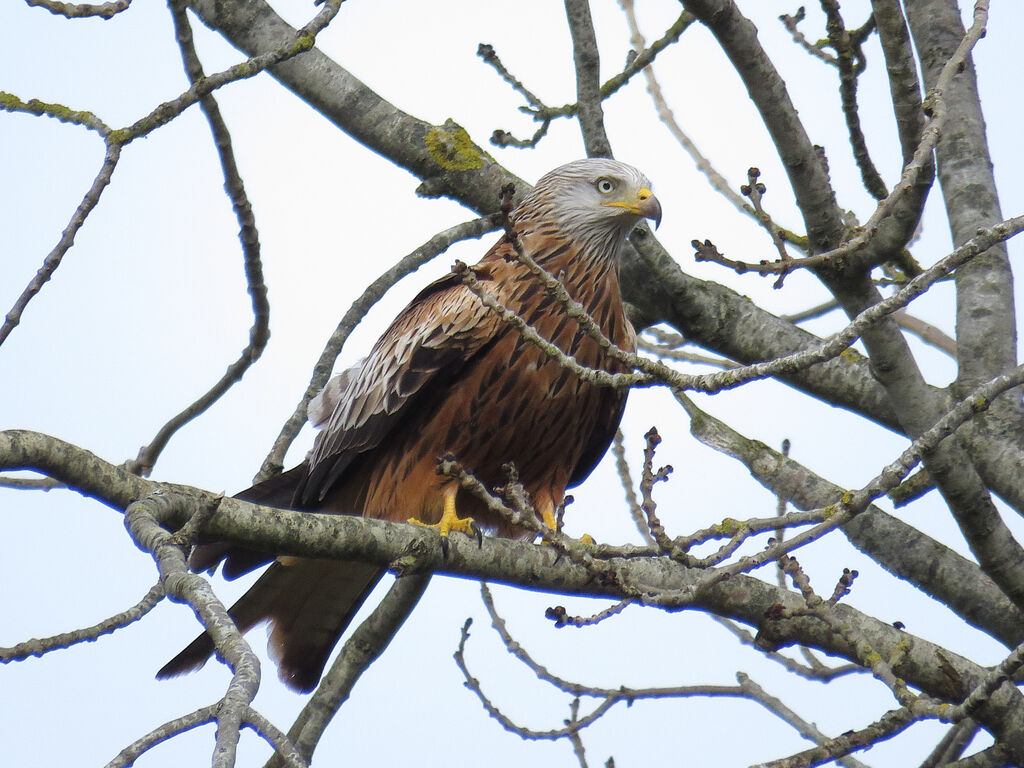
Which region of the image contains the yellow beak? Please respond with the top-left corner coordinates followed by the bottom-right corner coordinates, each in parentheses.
top-left (602, 187), bottom-right (662, 229)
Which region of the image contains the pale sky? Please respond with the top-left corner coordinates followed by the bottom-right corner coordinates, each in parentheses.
top-left (3, 1), bottom-right (1023, 766)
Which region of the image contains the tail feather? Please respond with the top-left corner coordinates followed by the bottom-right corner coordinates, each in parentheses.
top-left (267, 559), bottom-right (383, 692)
top-left (157, 557), bottom-right (383, 692)
top-left (159, 464), bottom-right (386, 692)
top-left (188, 465), bottom-right (310, 578)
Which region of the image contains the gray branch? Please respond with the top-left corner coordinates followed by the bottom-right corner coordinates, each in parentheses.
top-left (6, 429), bottom-right (1024, 759)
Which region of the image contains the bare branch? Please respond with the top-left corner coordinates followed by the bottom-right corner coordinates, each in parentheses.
top-left (129, 0), bottom-right (271, 476)
top-left (610, 429), bottom-right (653, 544)
top-left (621, 1), bottom-right (807, 247)
top-left (565, 0), bottom-right (612, 158)
top-left (893, 309), bottom-right (957, 357)
top-left (0, 474), bottom-right (62, 491)
top-left (779, 7), bottom-right (838, 65)
top-left (756, 706), bottom-right (920, 768)
top-left (1, 0), bottom-right (343, 351)
top-left (904, 0), bottom-right (1018, 403)
top-left (0, 142), bottom-right (121, 348)
top-left (124, 492), bottom-right (262, 768)
top-left (0, 92), bottom-right (111, 134)
top-left (820, 1), bottom-right (887, 199)
top-left (871, 0), bottom-right (926, 165)
top-left (8, 428), bottom-right (1024, 755)
top-left (678, 394), bottom-right (1024, 647)
top-left (738, 673), bottom-right (871, 768)
top-left (0, 583), bottom-right (164, 662)
top-left (712, 617), bottom-right (863, 681)
top-left (487, 7), bottom-right (693, 149)
top-left (105, 704), bottom-right (218, 768)
top-left (918, 720), bottom-right (979, 768)
top-left (25, 0), bottom-right (131, 19)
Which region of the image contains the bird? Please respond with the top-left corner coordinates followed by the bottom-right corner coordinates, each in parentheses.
top-left (157, 158), bottom-right (662, 693)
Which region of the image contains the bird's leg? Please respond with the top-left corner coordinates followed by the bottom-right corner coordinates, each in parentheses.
top-left (539, 499), bottom-right (558, 531)
top-left (540, 496), bottom-right (594, 545)
top-left (409, 485), bottom-right (480, 554)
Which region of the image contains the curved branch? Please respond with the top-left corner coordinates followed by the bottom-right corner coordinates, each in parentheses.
top-left (0, 583), bottom-right (164, 662)
top-left (130, 0), bottom-right (271, 476)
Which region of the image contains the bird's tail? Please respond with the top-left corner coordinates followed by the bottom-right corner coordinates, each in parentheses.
top-left (187, 464), bottom-right (309, 578)
top-left (157, 557), bottom-right (383, 692)
top-left (159, 463), bottom-right (383, 692)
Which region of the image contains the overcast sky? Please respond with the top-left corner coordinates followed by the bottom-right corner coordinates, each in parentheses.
top-left (3, 1), bottom-right (1023, 766)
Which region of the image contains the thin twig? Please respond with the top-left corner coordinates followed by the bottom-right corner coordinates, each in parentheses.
top-left (738, 673), bottom-right (872, 768)
top-left (484, 8), bottom-right (693, 148)
top-left (611, 429), bottom-right (654, 544)
top-left (620, 0), bottom-right (806, 248)
top-left (105, 704), bottom-right (218, 768)
top-left (1, 0), bottom-right (344, 350)
top-left (779, 7), bottom-right (839, 64)
top-left (711, 616), bottom-right (862, 681)
top-left (675, 356), bottom-right (1024, 590)
top-left (821, 1), bottom-right (887, 199)
top-left (696, 0), bottom-right (990, 279)
top-left (0, 142), bottom-right (121, 347)
top-left (25, 0), bottom-right (131, 18)
top-left (0, 474), bottom-right (62, 491)
top-left (0, 583), bottom-right (165, 662)
top-left (130, 0), bottom-right (271, 476)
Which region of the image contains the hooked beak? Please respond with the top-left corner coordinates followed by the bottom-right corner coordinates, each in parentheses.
top-left (603, 186), bottom-right (662, 229)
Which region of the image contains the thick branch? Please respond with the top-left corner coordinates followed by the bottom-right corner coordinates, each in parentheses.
top-left (564, 0), bottom-right (612, 158)
top-left (680, 393), bottom-right (1024, 647)
top-left (905, 0), bottom-right (1019, 402)
top-left (6, 428), bottom-right (1024, 757)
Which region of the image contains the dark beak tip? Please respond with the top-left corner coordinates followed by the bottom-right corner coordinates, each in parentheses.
top-left (647, 198), bottom-right (663, 230)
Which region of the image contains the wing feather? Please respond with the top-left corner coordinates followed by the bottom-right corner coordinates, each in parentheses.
top-left (297, 261), bottom-right (506, 506)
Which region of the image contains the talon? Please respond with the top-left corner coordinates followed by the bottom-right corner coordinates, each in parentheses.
top-left (579, 533), bottom-right (595, 546)
top-left (409, 487), bottom-right (476, 556)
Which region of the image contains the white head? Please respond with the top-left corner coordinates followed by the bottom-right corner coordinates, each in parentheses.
top-left (513, 158), bottom-right (662, 248)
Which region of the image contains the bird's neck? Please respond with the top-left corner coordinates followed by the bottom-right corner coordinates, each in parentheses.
top-left (514, 222), bottom-right (628, 285)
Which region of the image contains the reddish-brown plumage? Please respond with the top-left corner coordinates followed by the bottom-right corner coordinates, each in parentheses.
top-left (159, 159), bottom-right (660, 692)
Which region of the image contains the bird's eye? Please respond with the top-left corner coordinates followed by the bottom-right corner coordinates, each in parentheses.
top-left (596, 178), bottom-right (615, 194)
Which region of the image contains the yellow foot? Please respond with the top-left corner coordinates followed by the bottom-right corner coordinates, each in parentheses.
top-left (538, 499), bottom-right (593, 545)
top-left (541, 506), bottom-right (558, 531)
top-left (409, 488), bottom-right (480, 555)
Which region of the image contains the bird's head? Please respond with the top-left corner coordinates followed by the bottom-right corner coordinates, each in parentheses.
top-left (514, 158), bottom-right (662, 245)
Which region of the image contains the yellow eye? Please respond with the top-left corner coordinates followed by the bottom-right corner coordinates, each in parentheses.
top-left (596, 178), bottom-right (615, 194)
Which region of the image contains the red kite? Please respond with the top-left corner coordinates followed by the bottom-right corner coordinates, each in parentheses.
top-left (159, 158), bottom-right (661, 692)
